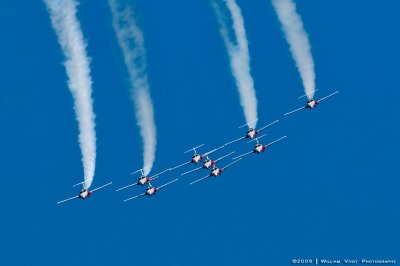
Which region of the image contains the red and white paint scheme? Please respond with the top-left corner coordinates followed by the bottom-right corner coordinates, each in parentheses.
top-left (78, 188), bottom-right (92, 199)
top-left (187, 144), bottom-right (222, 164)
top-left (210, 166), bottom-right (223, 177)
top-left (284, 91), bottom-right (339, 116)
top-left (115, 168), bottom-right (171, 192)
top-left (57, 182), bottom-right (112, 204)
top-left (306, 99), bottom-right (319, 109)
top-left (124, 179), bottom-right (179, 202)
top-left (170, 144), bottom-right (225, 170)
top-left (181, 151), bottom-right (235, 176)
top-left (233, 136), bottom-right (287, 160)
top-left (137, 176), bottom-right (152, 186)
top-left (225, 119), bottom-right (279, 146)
top-left (190, 159), bottom-right (242, 186)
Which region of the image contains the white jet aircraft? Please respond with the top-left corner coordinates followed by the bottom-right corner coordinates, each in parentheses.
top-left (180, 151), bottom-right (235, 176)
top-left (115, 167), bottom-right (172, 192)
top-left (170, 144), bottom-right (225, 170)
top-left (232, 135), bottom-right (286, 160)
top-left (284, 91), bottom-right (339, 116)
top-left (190, 159), bottom-right (242, 185)
top-left (225, 119), bottom-right (279, 146)
top-left (57, 182), bottom-right (112, 204)
top-left (124, 179), bottom-right (179, 202)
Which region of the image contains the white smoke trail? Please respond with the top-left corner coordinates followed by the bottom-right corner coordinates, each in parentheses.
top-left (213, 0), bottom-right (258, 128)
top-left (271, 0), bottom-right (316, 99)
top-left (44, 0), bottom-right (96, 189)
top-left (109, 0), bottom-right (156, 176)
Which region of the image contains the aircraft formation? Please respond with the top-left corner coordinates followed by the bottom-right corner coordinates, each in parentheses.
top-left (57, 91), bottom-right (339, 204)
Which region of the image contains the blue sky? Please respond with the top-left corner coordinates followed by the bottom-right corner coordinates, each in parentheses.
top-left (0, 0), bottom-right (399, 265)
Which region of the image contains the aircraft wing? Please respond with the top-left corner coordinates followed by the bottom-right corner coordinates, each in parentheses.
top-left (258, 119), bottom-right (279, 132)
top-left (246, 134), bottom-right (267, 144)
top-left (203, 144), bottom-right (225, 157)
top-left (215, 151), bottom-right (235, 162)
top-left (131, 166), bottom-right (151, 175)
top-left (116, 182), bottom-right (138, 192)
top-left (91, 182), bottom-right (112, 193)
top-left (318, 90), bottom-right (339, 102)
top-left (149, 168), bottom-right (171, 179)
top-left (238, 119), bottom-right (258, 129)
top-left (181, 166), bottom-right (202, 176)
top-left (266, 136), bottom-right (287, 147)
top-left (170, 161), bottom-right (191, 170)
top-left (72, 181), bottom-right (85, 187)
top-left (184, 144), bottom-right (205, 154)
top-left (149, 176), bottom-right (159, 182)
top-left (224, 136), bottom-right (245, 146)
top-left (232, 151), bottom-right (253, 160)
top-left (157, 179), bottom-right (179, 190)
top-left (222, 158), bottom-right (242, 170)
top-left (284, 106), bottom-right (305, 116)
top-left (190, 175), bottom-right (210, 186)
top-left (124, 193), bottom-right (146, 202)
top-left (298, 89), bottom-right (318, 99)
top-left (57, 195), bottom-right (79, 205)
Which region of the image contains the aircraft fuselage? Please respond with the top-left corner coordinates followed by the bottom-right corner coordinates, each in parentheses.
top-left (146, 187), bottom-right (157, 196)
top-left (246, 129), bottom-right (258, 139)
top-left (254, 144), bottom-right (265, 153)
top-left (192, 154), bottom-right (203, 163)
top-left (306, 99), bottom-right (318, 109)
top-left (138, 176), bottom-right (150, 185)
top-left (203, 159), bottom-right (215, 169)
top-left (211, 168), bottom-right (222, 176)
top-left (79, 189), bottom-right (91, 199)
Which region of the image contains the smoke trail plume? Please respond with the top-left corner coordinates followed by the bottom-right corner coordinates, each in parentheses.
top-left (271, 0), bottom-right (315, 99)
top-left (109, 0), bottom-right (156, 176)
top-left (213, 0), bottom-right (258, 128)
top-left (44, 0), bottom-right (96, 189)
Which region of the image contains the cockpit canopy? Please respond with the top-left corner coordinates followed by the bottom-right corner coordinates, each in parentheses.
top-left (192, 154), bottom-right (199, 158)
